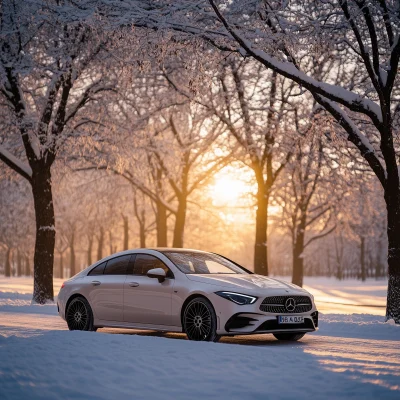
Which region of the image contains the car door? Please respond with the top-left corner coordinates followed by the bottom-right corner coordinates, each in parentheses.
top-left (123, 254), bottom-right (175, 326)
top-left (86, 255), bottom-right (131, 322)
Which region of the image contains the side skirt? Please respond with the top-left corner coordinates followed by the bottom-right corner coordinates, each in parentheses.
top-left (94, 319), bottom-right (183, 333)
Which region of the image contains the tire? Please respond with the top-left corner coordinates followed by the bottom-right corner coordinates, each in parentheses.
top-left (66, 296), bottom-right (95, 331)
top-left (183, 297), bottom-right (220, 342)
top-left (273, 333), bottom-right (305, 341)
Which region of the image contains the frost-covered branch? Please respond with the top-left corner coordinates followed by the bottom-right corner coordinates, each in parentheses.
top-left (314, 94), bottom-right (386, 186)
top-left (304, 224), bottom-right (337, 249)
top-left (0, 145), bottom-right (32, 182)
top-left (208, 0), bottom-right (383, 125)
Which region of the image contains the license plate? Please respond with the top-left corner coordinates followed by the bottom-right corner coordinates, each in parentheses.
top-left (278, 316), bottom-right (304, 324)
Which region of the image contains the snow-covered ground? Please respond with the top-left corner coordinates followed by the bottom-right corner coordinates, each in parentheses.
top-left (303, 277), bottom-right (387, 316)
top-left (0, 277), bottom-right (399, 399)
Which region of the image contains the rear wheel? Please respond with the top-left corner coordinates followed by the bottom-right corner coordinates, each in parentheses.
top-left (66, 297), bottom-right (95, 331)
top-left (273, 333), bottom-right (305, 341)
top-left (183, 297), bottom-right (220, 342)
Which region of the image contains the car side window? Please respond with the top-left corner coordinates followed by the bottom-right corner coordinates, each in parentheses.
top-left (103, 255), bottom-right (130, 275)
top-left (88, 261), bottom-right (107, 276)
top-left (133, 254), bottom-right (174, 278)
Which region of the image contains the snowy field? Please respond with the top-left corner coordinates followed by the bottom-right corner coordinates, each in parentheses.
top-left (0, 277), bottom-right (399, 399)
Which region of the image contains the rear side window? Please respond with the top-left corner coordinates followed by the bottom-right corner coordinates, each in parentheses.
top-left (104, 255), bottom-right (130, 275)
top-left (88, 261), bottom-right (107, 276)
top-left (133, 254), bottom-right (174, 278)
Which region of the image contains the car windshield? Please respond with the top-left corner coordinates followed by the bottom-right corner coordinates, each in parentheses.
top-left (162, 251), bottom-right (249, 275)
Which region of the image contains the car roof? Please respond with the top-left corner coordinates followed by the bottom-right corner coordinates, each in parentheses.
top-left (149, 248), bottom-right (208, 253)
top-left (96, 248), bottom-right (208, 264)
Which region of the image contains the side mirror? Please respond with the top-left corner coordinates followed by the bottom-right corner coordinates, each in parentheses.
top-left (147, 268), bottom-right (166, 283)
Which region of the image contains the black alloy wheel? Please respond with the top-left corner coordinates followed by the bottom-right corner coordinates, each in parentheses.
top-left (66, 296), bottom-right (95, 331)
top-left (183, 297), bottom-right (220, 342)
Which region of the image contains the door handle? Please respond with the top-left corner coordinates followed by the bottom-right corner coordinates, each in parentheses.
top-left (129, 282), bottom-right (139, 287)
top-left (91, 281), bottom-right (101, 286)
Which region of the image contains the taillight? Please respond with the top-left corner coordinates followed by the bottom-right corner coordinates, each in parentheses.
top-left (61, 282), bottom-right (66, 289)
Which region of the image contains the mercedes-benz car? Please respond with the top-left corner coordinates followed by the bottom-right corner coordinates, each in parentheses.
top-left (58, 248), bottom-right (318, 342)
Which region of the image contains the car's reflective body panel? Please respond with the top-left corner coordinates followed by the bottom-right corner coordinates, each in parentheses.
top-left (58, 249), bottom-right (318, 335)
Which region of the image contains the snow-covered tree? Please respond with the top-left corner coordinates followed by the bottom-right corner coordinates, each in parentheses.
top-left (0, 1), bottom-right (115, 302)
top-left (84, 103), bottom-right (232, 248)
top-left (0, 174), bottom-right (34, 277)
top-left (187, 56), bottom-right (300, 275)
top-left (277, 131), bottom-right (339, 287)
top-left (204, 0), bottom-right (400, 322)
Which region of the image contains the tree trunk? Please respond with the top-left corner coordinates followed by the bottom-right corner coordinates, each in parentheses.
top-left (253, 168), bottom-right (269, 275)
top-left (59, 252), bottom-right (64, 280)
top-left (360, 236), bottom-right (366, 282)
top-left (156, 200), bottom-right (168, 247)
top-left (155, 166), bottom-right (168, 247)
top-left (172, 196), bottom-right (187, 248)
top-left (109, 230), bottom-right (115, 254)
top-left (139, 223), bottom-right (146, 248)
top-left (375, 234), bottom-right (385, 279)
top-left (5, 246), bottom-right (11, 277)
top-left (87, 235), bottom-right (93, 266)
top-left (292, 214), bottom-right (306, 287)
top-left (138, 210), bottom-right (146, 249)
top-left (31, 167), bottom-right (55, 304)
top-left (25, 254), bottom-right (31, 276)
top-left (140, 209), bottom-right (146, 248)
top-left (69, 231), bottom-right (76, 277)
top-left (335, 237), bottom-right (343, 280)
top-left (11, 250), bottom-right (15, 276)
top-left (97, 227), bottom-right (104, 260)
top-left (384, 186), bottom-right (400, 323)
top-left (17, 249), bottom-right (22, 277)
top-left (122, 215), bottom-right (129, 250)
top-left (325, 249), bottom-right (330, 278)
top-left (133, 193), bottom-right (146, 248)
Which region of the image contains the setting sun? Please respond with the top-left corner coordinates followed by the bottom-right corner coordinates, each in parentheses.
top-left (208, 168), bottom-right (254, 207)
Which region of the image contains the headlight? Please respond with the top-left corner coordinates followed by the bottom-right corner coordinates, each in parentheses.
top-left (215, 291), bottom-right (258, 305)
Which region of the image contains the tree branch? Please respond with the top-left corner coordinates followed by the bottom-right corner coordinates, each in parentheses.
top-left (314, 94), bottom-right (386, 187)
top-left (0, 145), bottom-right (32, 183)
top-left (208, 0), bottom-right (383, 125)
top-left (304, 225), bottom-right (336, 249)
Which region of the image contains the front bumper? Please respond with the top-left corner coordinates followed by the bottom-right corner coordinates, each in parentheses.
top-left (224, 311), bottom-right (318, 334)
top-left (211, 292), bottom-right (318, 335)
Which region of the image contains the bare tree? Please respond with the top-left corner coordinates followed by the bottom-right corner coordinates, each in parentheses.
top-left (163, 54), bottom-right (300, 272)
top-left (201, 58), bottom-right (298, 274)
top-left (84, 102), bottom-right (232, 248)
top-left (0, 175), bottom-right (34, 277)
top-left (277, 132), bottom-right (338, 286)
top-left (55, 235), bottom-right (68, 280)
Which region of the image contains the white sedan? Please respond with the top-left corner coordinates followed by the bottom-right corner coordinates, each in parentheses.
top-left (57, 248), bottom-right (318, 342)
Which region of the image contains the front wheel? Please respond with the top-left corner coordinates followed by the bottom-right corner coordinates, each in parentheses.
top-left (66, 296), bottom-right (95, 331)
top-left (273, 333), bottom-right (305, 341)
top-left (183, 297), bottom-right (220, 342)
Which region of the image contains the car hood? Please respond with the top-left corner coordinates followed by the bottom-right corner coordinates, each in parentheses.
top-left (186, 274), bottom-right (307, 293)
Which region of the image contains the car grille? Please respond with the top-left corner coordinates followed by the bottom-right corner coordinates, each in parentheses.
top-left (260, 296), bottom-right (312, 313)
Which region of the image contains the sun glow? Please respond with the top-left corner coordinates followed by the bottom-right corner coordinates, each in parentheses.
top-left (208, 166), bottom-right (282, 221)
top-left (208, 168), bottom-right (254, 207)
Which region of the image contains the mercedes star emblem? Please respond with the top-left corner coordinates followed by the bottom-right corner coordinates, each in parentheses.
top-left (285, 297), bottom-right (296, 312)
